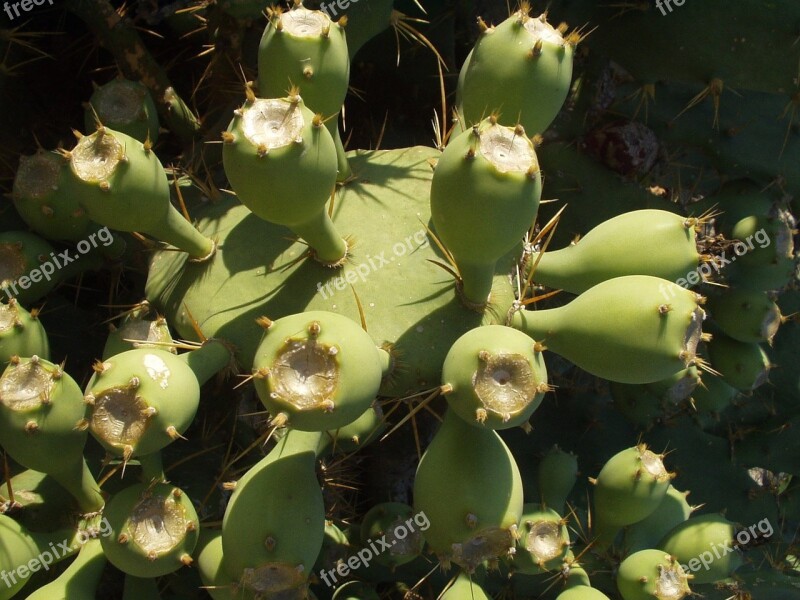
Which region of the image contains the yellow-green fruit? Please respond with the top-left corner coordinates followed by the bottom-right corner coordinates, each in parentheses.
top-left (616, 550), bottom-right (691, 600)
top-left (0, 299), bottom-right (49, 364)
top-left (512, 503), bottom-right (570, 575)
top-left (84, 78), bottom-right (160, 144)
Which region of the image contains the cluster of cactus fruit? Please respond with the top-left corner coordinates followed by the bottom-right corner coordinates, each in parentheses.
top-left (1, 0), bottom-right (799, 598)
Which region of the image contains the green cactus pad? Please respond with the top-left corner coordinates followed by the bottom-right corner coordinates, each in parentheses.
top-left (430, 117), bottom-right (541, 306)
top-left (252, 311), bottom-right (385, 431)
top-left (511, 275), bottom-right (706, 384)
top-left (412, 409), bottom-right (523, 571)
top-left (145, 147), bottom-right (516, 397)
top-left (24, 537), bottom-right (107, 600)
top-left (0, 299), bottom-right (49, 364)
top-left (529, 210), bottom-right (700, 295)
top-left (460, 10), bottom-right (575, 135)
top-left (84, 78), bottom-right (160, 144)
top-left (616, 549), bottom-right (691, 600)
top-left (101, 482), bottom-right (199, 577)
top-left (441, 325), bottom-right (548, 429)
top-left (512, 503), bottom-right (570, 575)
top-left (221, 93), bottom-right (345, 264)
top-left (657, 513), bottom-right (744, 585)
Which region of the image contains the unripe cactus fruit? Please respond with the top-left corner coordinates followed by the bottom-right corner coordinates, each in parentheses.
top-left (61, 127), bottom-right (215, 260)
top-left (101, 482), bottom-right (199, 577)
top-left (459, 10), bottom-right (575, 135)
top-left (0, 355), bottom-right (103, 512)
top-left (0, 299), bottom-right (49, 363)
top-left (537, 445), bottom-right (579, 514)
top-left (591, 444), bottom-right (674, 546)
top-left (0, 231), bottom-right (61, 305)
top-left (11, 150), bottom-right (93, 242)
top-left (441, 324), bottom-right (548, 429)
top-left (556, 586), bottom-right (611, 600)
top-left (222, 93), bottom-right (347, 265)
top-left (705, 330), bottom-right (771, 391)
top-left (257, 6), bottom-right (351, 180)
top-left (529, 210), bottom-right (701, 295)
top-left (616, 550), bottom-right (691, 600)
top-left (252, 311), bottom-right (386, 431)
top-left (657, 513), bottom-right (744, 585)
top-left (511, 275), bottom-right (706, 384)
top-left (706, 289), bottom-right (782, 344)
top-left (439, 572), bottom-right (491, 600)
top-left (724, 211), bottom-right (795, 291)
top-left (430, 117), bottom-right (542, 306)
top-left (324, 403), bottom-right (385, 454)
top-left (24, 536), bottom-right (107, 600)
top-left (103, 301), bottom-right (176, 360)
top-left (512, 503), bottom-right (570, 575)
top-left (412, 409), bottom-right (523, 571)
top-left (359, 502), bottom-right (424, 567)
top-left (624, 485), bottom-right (694, 554)
top-left (84, 78), bottom-right (160, 144)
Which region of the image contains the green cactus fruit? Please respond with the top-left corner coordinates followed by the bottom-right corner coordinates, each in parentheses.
top-left (61, 126), bottom-right (215, 260)
top-left (439, 572), bottom-right (491, 600)
top-left (511, 275), bottom-right (706, 384)
top-left (102, 301), bottom-right (176, 360)
top-left (0, 231), bottom-right (62, 305)
top-left (412, 409), bottom-right (524, 571)
top-left (85, 340), bottom-right (231, 460)
top-left (312, 520), bottom-right (351, 582)
top-left (196, 530), bottom-right (237, 600)
top-left (529, 210), bottom-right (701, 295)
top-left (0, 469), bottom-right (78, 532)
top-left (0, 514), bottom-right (79, 600)
top-left (257, 5), bottom-right (351, 180)
top-left (611, 367), bottom-right (701, 427)
top-left (84, 78), bottom-right (160, 145)
top-left (512, 503), bottom-right (570, 575)
top-left (724, 212), bottom-right (796, 291)
top-left (624, 486), bottom-right (694, 554)
top-left (0, 355), bottom-right (103, 512)
top-left (252, 311), bottom-right (386, 431)
top-left (324, 402), bottom-right (385, 454)
top-left (616, 549), bottom-right (691, 600)
top-left (0, 299), bottom-right (49, 364)
top-left (101, 482), bottom-right (198, 577)
top-left (359, 502), bottom-right (424, 568)
top-left (459, 10), bottom-right (575, 135)
top-left (658, 513), bottom-right (744, 585)
top-left (591, 444), bottom-right (674, 547)
top-left (430, 116), bottom-right (542, 306)
top-left (707, 289), bottom-right (782, 344)
top-left (556, 586), bottom-right (611, 600)
top-left (689, 372), bottom-right (738, 414)
top-left (440, 325), bottom-right (548, 429)
top-left (222, 429), bottom-right (325, 598)
top-left (537, 445), bottom-right (578, 514)
top-left (222, 92), bottom-right (347, 265)
top-left (24, 537), bottom-right (107, 600)
top-left (706, 330), bottom-right (771, 392)
top-left (332, 581), bottom-right (380, 600)
top-left (11, 150), bottom-right (93, 243)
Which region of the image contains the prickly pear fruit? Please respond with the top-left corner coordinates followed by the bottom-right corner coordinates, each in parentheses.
top-left (512, 503), bottom-right (570, 575)
top-left (724, 211), bottom-right (795, 291)
top-left (11, 150), bottom-right (92, 243)
top-left (332, 581), bottom-right (380, 600)
top-left (537, 445), bottom-right (578, 514)
top-left (0, 356), bottom-right (103, 512)
top-left (705, 330), bottom-right (771, 391)
top-left (252, 311), bottom-right (386, 431)
top-left (25, 536), bottom-right (107, 600)
top-left (222, 430), bottom-right (325, 599)
top-left (0, 299), bottom-right (49, 363)
top-left (624, 485), bottom-right (694, 554)
top-left (511, 276), bottom-right (706, 384)
top-left (0, 231), bottom-right (61, 305)
top-left (101, 482), bottom-right (199, 577)
top-left (690, 371), bottom-right (738, 414)
top-left (441, 325), bottom-right (548, 429)
top-left (84, 78), bottom-right (160, 144)
top-left (359, 502), bottom-right (424, 568)
top-left (706, 289), bottom-right (782, 344)
top-left (102, 301), bottom-right (176, 360)
top-left (556, 586), bottom-right (611, 600)
top-left (222, 92), bottom-right (346, 264)
top-left (430, 117), bottom-right (541, 306)
top-left (529, 210), bottom-right (700, 295)
top-left (257, 5), bottom-right (351, 180)
top-left (439, 572), bottom-right (491, 600)
top-left (459, 9), bottom-right (575, 135)
top-left (591, 444), bottom-right (674, 546)
top-left (657, 513), bottom-right (744, 585)
top-left (616, 550), bottom-right (691, 600)
top-left (324, 403), bottom-right (385, 454)
top-left (85, 341), bottom-right (231, 460)
top-left (61, 127), bottom-right (215, 260)
top-left (412, 409), bottom-right (523, 571)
